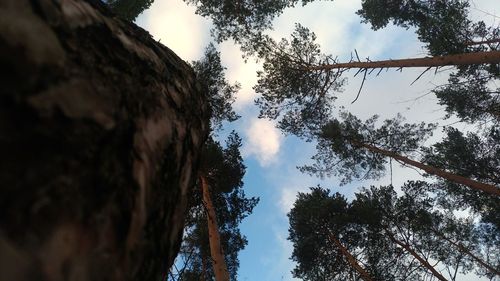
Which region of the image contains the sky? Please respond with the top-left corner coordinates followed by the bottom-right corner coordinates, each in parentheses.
top-left (135, 1), bottom-right (499, 280)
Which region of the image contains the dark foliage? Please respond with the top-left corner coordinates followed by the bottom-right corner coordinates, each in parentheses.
top-left (358, 0), bottom-right (477, 56)
top-left (254, 24), bottom-right (345, 138)
top-left (288, 183), bottom-right (499, 280)
top-left (192, 44), bottom-right (241, 132)
top-left (300, 112), bottom-right (435, 184)
top-left (106, 0), bottom-right (154, 21)
top-left (421, 127), bottom-right (500, 229)
top-left (171, 133), bottom-right (258, 281)
top-left (288, 187), bottom-right (358, 280)
top-left (183, 0), bottom-right (323, 43)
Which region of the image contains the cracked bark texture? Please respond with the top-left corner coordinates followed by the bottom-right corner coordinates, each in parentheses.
top-left (0, 1), bottom-right (209, 281)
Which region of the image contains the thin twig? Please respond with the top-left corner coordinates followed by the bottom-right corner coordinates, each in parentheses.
top-left (410, 67), bottom-right (432, 85)
top-left (351, 69), bottom-right (368, 104)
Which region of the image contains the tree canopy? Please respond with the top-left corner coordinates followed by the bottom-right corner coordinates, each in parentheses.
top-left (289, 183), bottom-right (500, 280)
top-left (300, 111), bottom-right (436, 184)
top-left (170, 133), bottom-right (258, 281)
top-left (169, 44), bottom-right (257, 281)
top-left (358, 0), bottom-right (473, 55)
top-left (421, 127), bottom-right (500, 228)
top-left (99, 1), bottom-right (500, 279)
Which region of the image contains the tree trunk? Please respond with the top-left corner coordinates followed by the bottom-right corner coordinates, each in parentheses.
top-left (329, 234), bottom-right (373, 281)
top-left (0, 1), bottom-right (209, 281)
top-left (432, 231), bottom-right (500, 276)
top-left (200, 176), bottom-right (230, 281)
top-left (350, 140), bottom-right (500, 196)
top-left (387, 233), bottom-right (448, 281)
top-left (305, 50), bottom-right (500, 71)
top-left (465, 39), bottom-right (500, 46)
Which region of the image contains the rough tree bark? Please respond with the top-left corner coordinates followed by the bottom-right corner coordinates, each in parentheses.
top-left (0, 1), bottom-right (209, 281)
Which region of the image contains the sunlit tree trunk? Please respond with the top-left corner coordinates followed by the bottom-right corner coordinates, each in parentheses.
top-left (329, 234), bottom-right (373, 281)
top-left (349, 140), bottom-right (500, 196)
top-left (305, 50), bottom-right (500, 71)
top-left (200, 175), bottom-right (230, 281)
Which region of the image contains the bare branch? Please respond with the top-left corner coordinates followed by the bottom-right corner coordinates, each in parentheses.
top-left (351, 69), bottom-right (368, 104)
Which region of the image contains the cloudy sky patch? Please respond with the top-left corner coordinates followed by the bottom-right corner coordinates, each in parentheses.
top-left (137, 0), bottom-right (211, 61)
top-left (243, 118), bottom-right (284, 167)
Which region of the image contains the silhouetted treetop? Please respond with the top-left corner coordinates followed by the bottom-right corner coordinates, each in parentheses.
top-left (107, 0), bottom-right (154, 21)
top-left (357, 0), bottom-right (493, 56)
top-left (184, 0), bottom-right (326, 42)
top-left (193, 43), bottom-right (241, 132)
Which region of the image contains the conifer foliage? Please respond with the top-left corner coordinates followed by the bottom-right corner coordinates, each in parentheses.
top-left (106, 0), bottom-right (154, 21)
top-left (99, 1), bottom-right (500, 279)
top-left (288, 184), bottom-right (500, 281)
top-left (171, 134), bottom-right (258, 281)
top-left (168, 45), bottom-right (258, 281)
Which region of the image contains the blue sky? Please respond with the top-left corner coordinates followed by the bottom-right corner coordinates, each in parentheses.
top-left (135, 1), bottom-right (499, 280)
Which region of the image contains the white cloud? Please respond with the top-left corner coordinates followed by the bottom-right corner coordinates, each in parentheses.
top-left (218, 41), bottom-right (262, 109)
top-left (136, 0), bottom-right (211, 61)
top-left (243, 118), bottom-right (283, 166)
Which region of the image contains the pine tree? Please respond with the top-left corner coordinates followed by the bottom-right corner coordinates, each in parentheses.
top-left (254, 23), bottom-right (500, 132)
top-left (191, 43), bottom-right (240, 132)
top-left (357, 0), bottom-right (499, 56)
top-left (421, 127), bottom-right (500, 228)
top-left (288, 184), bottom-right (499, 281)
top-left (171, 134), bottom-right (258, 281)
top-left (182, 0), bottom-right (324, 43)
top-left (357, 0), bottom-right (500, 124)
top-left (300, 112), bottom-right (500, 195)
top-left (390, 182), bottom-right (500, 279)
top-left (169, 45), bottom-right (257, 281)
top-left (288, 187), bottom-right (367, 280)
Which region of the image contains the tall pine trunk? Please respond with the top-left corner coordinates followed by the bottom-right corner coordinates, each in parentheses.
top-left (329, 234), bottom-right (373, 281)
top-left (386, 232), bottom-right (447, 281)
top-left (305, 50), bottom-right (500, 71)
top-left (431, 230), bottom-right (500, 276)
top-left (0, 1), bottom-right (209, 281)
top-left (200, 176), bottom-right (230, 281)
top-left (349, 140), bottom-right (500, 196)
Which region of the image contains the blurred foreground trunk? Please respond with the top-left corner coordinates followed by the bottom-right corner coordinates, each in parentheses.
top-left (0, 0), bottom-right (209, 280)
